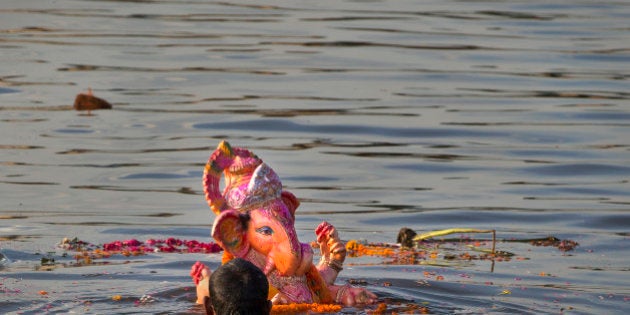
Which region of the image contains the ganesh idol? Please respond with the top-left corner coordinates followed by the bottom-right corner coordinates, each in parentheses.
top-left (191, 141), bottom-right (377, 306)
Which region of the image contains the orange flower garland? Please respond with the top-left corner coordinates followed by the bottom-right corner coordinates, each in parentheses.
top-left (346, 240), bottom-right (397, 258)
top-left (271, 303), bottom-right (342, 314)
top-left (344, 238), bottom-right (511, 265)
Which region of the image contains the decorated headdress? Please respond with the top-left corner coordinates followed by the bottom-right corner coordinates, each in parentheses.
top-left (203, 141), bottom-right (299, 215)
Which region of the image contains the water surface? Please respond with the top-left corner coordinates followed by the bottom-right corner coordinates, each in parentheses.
top-left (1, 0), bottom-right (629, 314)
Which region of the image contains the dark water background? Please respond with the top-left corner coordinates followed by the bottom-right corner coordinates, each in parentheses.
top-left (1, 0), bottom-right (629, 314)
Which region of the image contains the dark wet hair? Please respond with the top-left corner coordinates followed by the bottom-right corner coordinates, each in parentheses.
top-left (208, 258), bottom-right (270, 315)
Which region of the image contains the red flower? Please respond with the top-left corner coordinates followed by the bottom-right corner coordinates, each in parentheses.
top-left (166, 237), bottom-right (182, 247)
top-left (158, 245), bottom-right (176, 253)
top-left (103, 241), bottom-right (122, 251)
top-left (123, 239), bottom-right (141, 247)
top-left (190, 261), bottom-right (206, 285)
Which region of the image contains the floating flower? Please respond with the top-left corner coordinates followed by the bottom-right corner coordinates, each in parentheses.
top-left (112, 295), bottom-right (122, 301)
top-left (123, 239), bottom-right (141, 246)
top-left (60, 237), bottom-right (223, 265)
top-left (165, 237), bottom-right (182, 247)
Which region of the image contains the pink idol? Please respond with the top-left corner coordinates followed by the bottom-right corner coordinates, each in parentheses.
top-left (198, 140), bottom-right (377, 306)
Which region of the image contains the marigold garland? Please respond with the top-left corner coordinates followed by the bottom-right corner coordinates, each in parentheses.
top-left (346, 240), bottom-right (397, 258)
top-left (271, 303), bottom-right (342, 314)
top-left (346, 239), bottom-right (424, 265)
top-left (345, 238), bottom-right (511, 265)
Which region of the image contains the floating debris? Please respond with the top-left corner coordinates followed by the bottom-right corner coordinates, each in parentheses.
top-left (136, 294), bottom-right (157, 305)
top-left (413, 228), bottom-right (496, 254)
top-left (73, 88), bottom-right (112, 115)
top-left (366, 301), bottom-right (431, 314)
top-left (346, 228), bottom-right (508, 268)
top-left (40, 256), bottom-right (55, 266)
top-left (396, 227), bottom-right (417, 248)
top-left (525, 236), bottom-right (579, 252)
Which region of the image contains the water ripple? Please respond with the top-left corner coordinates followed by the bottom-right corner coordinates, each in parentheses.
top-left (1, 0), bottom-right (629, 313)
top-left (520, 163), bottom-right (630, 177)
top-left (194, 119), bottom-right (506, 138)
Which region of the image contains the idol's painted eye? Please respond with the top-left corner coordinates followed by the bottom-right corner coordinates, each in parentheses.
top-left (256, 226), bottom-right (274, 236)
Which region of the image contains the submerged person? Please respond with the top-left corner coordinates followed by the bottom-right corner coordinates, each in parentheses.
top-left (193, 258), bottom-right (272, 315)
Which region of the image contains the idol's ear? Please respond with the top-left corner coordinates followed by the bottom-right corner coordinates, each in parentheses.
top-left (203, 141), bottom-right (234, 215)
top-left (281, 191), bottom-right (300, 219)
top-left (211, 209), bottom-right (250, 258)
top-left (203, 140), bottom-right (262, 214)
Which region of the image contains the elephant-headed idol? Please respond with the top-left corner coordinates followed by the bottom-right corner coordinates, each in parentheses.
top-left (199, 140), bottom-right (376, 306)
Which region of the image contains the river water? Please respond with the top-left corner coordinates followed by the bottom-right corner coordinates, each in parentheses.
top-left (1, 0), bottom-right (629, 314)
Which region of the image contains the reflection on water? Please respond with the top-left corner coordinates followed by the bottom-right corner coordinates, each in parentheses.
top-left (1, 0), bottom-right (629, 313)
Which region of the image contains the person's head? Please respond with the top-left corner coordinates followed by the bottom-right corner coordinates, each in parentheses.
top-left (204, 258), bottom-right (271, 315)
